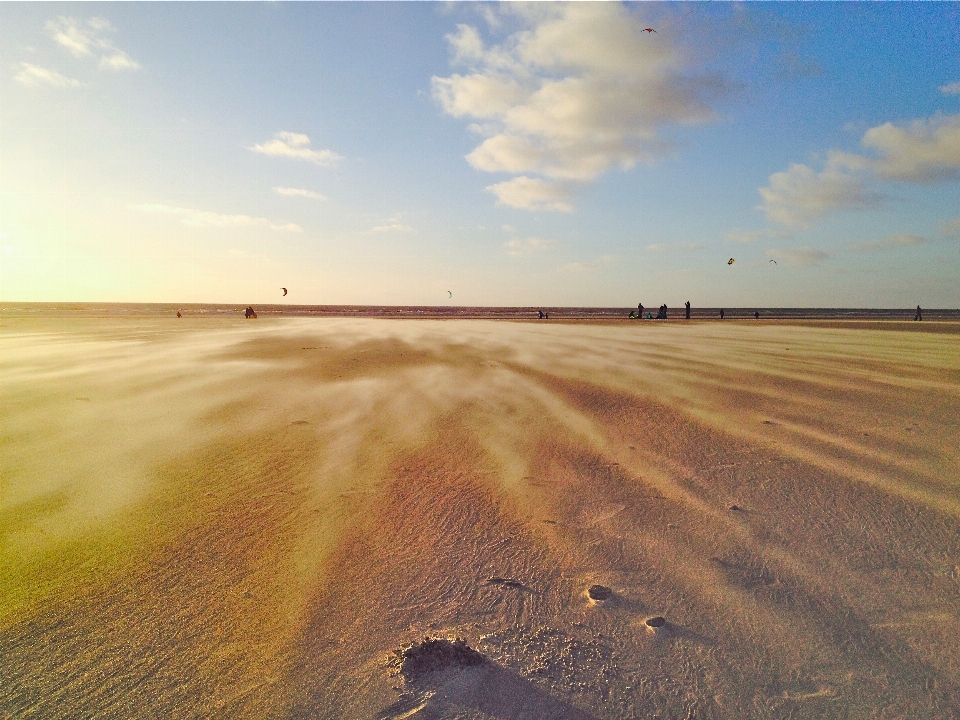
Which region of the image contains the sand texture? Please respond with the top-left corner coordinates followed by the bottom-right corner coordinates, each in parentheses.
top-left (2, 317), bottom-right (959, 719)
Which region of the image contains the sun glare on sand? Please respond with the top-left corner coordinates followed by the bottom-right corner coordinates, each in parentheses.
top-left (2, 316), bottom-right (959, 718)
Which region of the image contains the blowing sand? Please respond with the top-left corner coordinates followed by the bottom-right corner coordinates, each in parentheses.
top-left (2, 316), bottom-right (959, 719)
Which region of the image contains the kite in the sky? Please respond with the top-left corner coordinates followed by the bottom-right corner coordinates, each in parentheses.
top-left (769, 260), bottom-right (777, 265)
top-left (281, 287), bottom-right (288, 296)
top-left (643, 6), bottom-right (699, 34)
top-left (728, 258), bottom-right (735, 265)
top-left (448, 291), bottom-right (452, 298)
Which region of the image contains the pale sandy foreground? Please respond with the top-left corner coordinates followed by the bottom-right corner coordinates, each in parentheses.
top-left (2, 317), bottom-right (959, 719)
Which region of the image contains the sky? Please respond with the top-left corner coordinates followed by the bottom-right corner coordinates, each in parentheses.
top-left (1, 1), bottom-right (959, 308)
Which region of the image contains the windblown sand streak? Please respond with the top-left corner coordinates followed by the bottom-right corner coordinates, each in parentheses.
top-left (2, 317), bottom-right (958, 719)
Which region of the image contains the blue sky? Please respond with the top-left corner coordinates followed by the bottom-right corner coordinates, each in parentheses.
top-left (2, 2), bottom-right (958, 307)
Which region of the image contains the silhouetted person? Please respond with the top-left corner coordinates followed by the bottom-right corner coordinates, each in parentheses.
top-left (720, 308), bottom-right (725, 319)
top-left (656, 304), bottom-right (667, 319)
top-left (538, 309), bottom-right (544, 319)
top-left (176, 310), bottom-right (181, 318)
top-left (915, 305), bottom-right (922, 321)
top-left (754, 311), bottom-right (760, 320)
top-left (685, 301), bottom-right (691, 319)
top-left (245, 306), bottom-right (257, 319)
top-left (638, 302), bottom-right (644, 316)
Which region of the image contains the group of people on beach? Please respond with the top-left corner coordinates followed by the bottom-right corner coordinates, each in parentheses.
top-left (629, 302), bottom-right (762, 320)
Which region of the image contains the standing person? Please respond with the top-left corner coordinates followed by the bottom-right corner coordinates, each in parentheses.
top-left (720, 308), bottom-right (725, 319)
top-left (638, 302), bottom-right (644, 316)
top-left (754, 311), bottom-right (760, 320)
top-left (915, 305), bottom-right (923, 321)
top-left (685, 301), bottom-right (691, 319)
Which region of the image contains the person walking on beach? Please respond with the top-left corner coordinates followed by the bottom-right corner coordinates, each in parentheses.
top-left (915, 305), bottom-right (922, 321)
top-left (754, 311), bottom-right (760, 320)
top-left (685, 301), bottom-right (691, 319)
top-left (720, 308), bottom-right (725, 319)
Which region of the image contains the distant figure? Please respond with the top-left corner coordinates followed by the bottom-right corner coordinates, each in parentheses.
top-left (720, 308), bottom-right (725, 319)
top-left (685, 301), bottom-right (691, 319)
top-left (176, 310), bottom-right (182, 318)
top-left (754, 311), bottom-right (760, 320)
top-left (915, 305), bottom-right (922, 321)
top-left (656, 304), bottom-right (667, 320)
top-left (629, 311), bottom-right (636, 319)
top-left (638, 302), bottom-right (644, 316)
top-left (545, 312), bottom-right (549, 319)
top-left (538, 309), bottom-right (544, 319)
top-left (646, 313), bottom-right (653, 319)
top-left (245, 306), bottom-right (257, 319)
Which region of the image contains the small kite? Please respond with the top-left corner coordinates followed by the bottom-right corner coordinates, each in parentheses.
top-left (768, 260), bottom-right (777, 265)
top-left (448, 291), bottom-right (452, 298)
top-left (281, 287), bottom-right (288, 296)
top-left (643, 6), bottom-right (699, 35)
top-left (728, 258), bottom-right (735, 265)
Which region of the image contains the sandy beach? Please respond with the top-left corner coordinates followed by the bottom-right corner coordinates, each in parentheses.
top-left (2, 316), bottom-right (959, 719)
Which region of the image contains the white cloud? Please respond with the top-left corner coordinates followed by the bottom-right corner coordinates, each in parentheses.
top-left (758, 162), bottom-right (881, 228)
top-left (370, 223), bottom-right (414, 233)
top-left (856, 113), bottom-right (960, 183)
top-left (560, 254), bottom-right (614, 272)
top-left (274, 187), bottom-right (327, 200)
top-left (134, 204), bottom-right (301, 232)
top-left (250, 132), bottom-right (342, 166)
top-left (14, 62), bottom-right (81, 88)
top-left (45, 16), bottom-right (140, 71)
top-left (486, 176), bottom-right (572, 212)
top-left (504, 236), bottom-right (555, 256)
top-left (940, 81), bottom-right (960, 95)
top-left (765, 247), bottom-right (828, 267)
top-left (725, 228), bottom-right (790, 244)
top-left (848, 234), bottom-right (926, 252)
top-left (433, 4), bottom-right (726, 208)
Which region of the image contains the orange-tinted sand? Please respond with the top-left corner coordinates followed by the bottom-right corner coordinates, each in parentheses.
top-left (2, 317), bottom-right (959, 719)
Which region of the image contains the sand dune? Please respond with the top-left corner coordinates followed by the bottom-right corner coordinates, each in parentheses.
top-left (2, 317), bottom-right (959, 719)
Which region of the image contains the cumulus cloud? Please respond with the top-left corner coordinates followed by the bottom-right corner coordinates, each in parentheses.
top-left (14, 62), bottom-right (81, 88)
top-left (134, 204), bottom-right (302, 232)
top-left (757, 161), bottom-right (882, 228)
top-left (250, 132), bottom-right (343, 166)
top-left (274, 187), bottom-right (326, 200)
top-left (504, 236), bottom-right (555, 256)
top-left (856, 113), bottom-right (960, 183)
top-left (940, 81), bottom-right (960, 95)
top-left (765, 247), bottom-right (828, 267)
top-left (433, 4), bottom-right (726, 209)
top-left (370, 223), bottom-right (414, 233)
top-left (848, 234), bottom-right (926, 252)
top-left (45, 16), bottom-right (140, 70)
top-left (486, 176), bottom-right (572, 212)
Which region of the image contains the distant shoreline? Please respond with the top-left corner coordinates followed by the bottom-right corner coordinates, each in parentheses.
top-left (2, 302), bottom-right (959, 322)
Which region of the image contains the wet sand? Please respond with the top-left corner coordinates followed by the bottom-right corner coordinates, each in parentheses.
top-left (2, 317), bottom-right (959, 719)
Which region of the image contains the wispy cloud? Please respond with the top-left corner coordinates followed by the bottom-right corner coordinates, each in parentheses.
top-left (134, 204), bottom-right (302, 232)
top-left (560, 254), bottom-right (614, 272)
top-left (646, 241), bottom-right (703, 252)
top-left (45, 16), bottom-right (140, 71)
top-left (14, 62), bottom-right (81, 88)
top-left (370, 223), bottom-right (414, 233)
top-left (725, 228), bottom-right (790, 244)
top-left (433, 4), bottom-right (727, 210)
top-left (765, 246), bottom-right (828, 267)
top-left (941, 218), bottom-right (960, 238)
top-left (486, 176), bottom-right (572, 212)
top-left (504, 236), bottom-right (555, 256)
top-left (940, 81), bottom-right (960, 96)
top-left (274, 187), bottom-right (327, 200)
top-left (848, 234), bottom-right (926, 252)
top-left (250, 132), bottom-right (342, 166)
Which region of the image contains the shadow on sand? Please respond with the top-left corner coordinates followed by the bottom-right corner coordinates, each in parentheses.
top-left (378, 661), bottom-right (601, 720)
